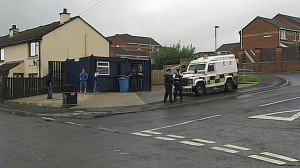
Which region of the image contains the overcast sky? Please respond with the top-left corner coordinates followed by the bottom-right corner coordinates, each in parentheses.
top-left (1, 0), bottom-right (300, 52)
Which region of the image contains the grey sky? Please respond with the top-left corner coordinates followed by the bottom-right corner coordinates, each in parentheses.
top-left (1, 0), bottom-right (300, 52)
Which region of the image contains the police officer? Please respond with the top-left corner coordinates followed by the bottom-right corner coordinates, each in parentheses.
top-left (164, 68), bottom-right (173, 103)
top-left (173, 68), bottom-right (183, 102)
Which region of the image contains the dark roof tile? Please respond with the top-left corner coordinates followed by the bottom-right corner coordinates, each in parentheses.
top-left (0, 60), bottom-right (23, 74)
top-left (108, 34), bottom-right (161, 46)
top-left (111, 47), bottom-right (148, 57)
top-left (259, 16), bottom-right (300, 31)
top-left (216, 43), bottom-right (240, 52)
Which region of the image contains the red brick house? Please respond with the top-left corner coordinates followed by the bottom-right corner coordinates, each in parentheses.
top-left (241, 15), bottom-right (300, 50)
top-left (239, 14), bottom-right (300, 72)
top-left (107, 34), bottom-right (161, 63)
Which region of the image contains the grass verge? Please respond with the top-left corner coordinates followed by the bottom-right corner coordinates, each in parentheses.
top-left (238, 74), bottom-right (261, 84)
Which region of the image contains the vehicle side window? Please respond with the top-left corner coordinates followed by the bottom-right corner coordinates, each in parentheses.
top-left (208, 64), bottom-right (215, 72)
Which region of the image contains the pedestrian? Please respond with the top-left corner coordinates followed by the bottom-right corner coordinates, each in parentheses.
top-left (137, 68), bottom-right (143, 91)
top-left (129, 68), bottom-right (137, 91)
top-left (173, 68), bottom-right (183, 102)
top-left (164, 68), bottom-right (173, 103)
top-left (79, 68), bottom-right (88, 93)
top-left (45, 72), bottom-right (53, 99)
top-left (93, 67), bottom-right (100, 94)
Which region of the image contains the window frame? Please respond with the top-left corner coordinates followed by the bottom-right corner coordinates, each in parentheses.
top-left (28, 73), bottom-right (38, 78)
top-left (207, 63), bottom-right (215, 72)
top-left (280, 30), bottom-right (287, 40)
top-left (96, 61), bottom-right (110, 75)
top-left (29, 41), bottom-right (39, 57)
top-left (0, 48), bottom-right (4, 61)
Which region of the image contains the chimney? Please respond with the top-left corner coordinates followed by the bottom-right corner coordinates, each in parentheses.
top-left (59, 8), bottom-right (70, 24)
top-left (9, 25), bottom-right (19, 37)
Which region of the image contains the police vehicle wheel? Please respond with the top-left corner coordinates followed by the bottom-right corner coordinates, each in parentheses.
top-left (195, 82), bottom-right (205, 96)
top-left (225, 79), bottom-right (234, 92)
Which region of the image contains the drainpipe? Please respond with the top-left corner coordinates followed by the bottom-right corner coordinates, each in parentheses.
top-left (38, 40), bottom-right (41, 77)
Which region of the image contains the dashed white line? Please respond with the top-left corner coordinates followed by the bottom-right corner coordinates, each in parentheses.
top-left (154, 137), bottom-right (176, 141)
top-left (180, 141), bottom-right (205, 147)
top-left (248, 155), bottom-right (286, 165)
top-left (141, 130), bottom-right (162, 135)
top-left (132, 132), bottom-right (152, 137)
top-left (261, 152), bottom-right (299, 162)
top-left (77, 124), bottom-right (84, 126)
top-left (166, 135), bottom-right (185, 139)
top-left (66, 122), bottom-right (77, 125)
top-left (260, 97), bottom-right (300, 107)
top-left (211, 147), bottom-right (239, 154)
top-left (42, 117), bottom-right (55, 121)
top-left (223, 144), bottom-right (250, 151)
top-left (192, 139), bottom-right (216, 144)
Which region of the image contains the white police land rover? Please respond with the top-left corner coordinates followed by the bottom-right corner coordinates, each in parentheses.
top-left (182, 54), bottom-right (238, 96)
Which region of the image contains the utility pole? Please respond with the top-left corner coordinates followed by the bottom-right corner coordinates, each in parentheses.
top-left (214, 25), bottom-right (219, 51)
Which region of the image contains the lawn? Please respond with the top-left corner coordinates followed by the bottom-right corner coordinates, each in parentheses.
top-left (238, 74), bottom-right (261, 84)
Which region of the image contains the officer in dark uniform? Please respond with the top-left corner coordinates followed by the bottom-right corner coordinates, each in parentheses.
top-left (164, 68), bottom-right (173, 103)
top-left (173, 68), bottom-right (183, 102)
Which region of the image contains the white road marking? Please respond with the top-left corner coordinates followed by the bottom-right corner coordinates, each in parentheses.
top-left (154, 137), bottom-right (176, 141)
top-left (261, 152), bottom-right (299, 162)
top-left (166, 135), bottom-right (185, 139)
top-left (132, 132), bottom-right (152, 137)
top-left (223, 144), bottom-right (250, 151)
top-left (180, 141), bottom-right (205, 147)
top-left (149, 115), bottom-right (221, 131)
top-left (248, 155), bottom-right (286, 165)
top-left (77, 124), bottom-right (84, 126)
top-left (98, 127), bottom-right (117, 132)
top-left (260, 97), bottom-right (300, 107)
top-left (42, 117), bottom-right (54, 121)
top-left (192, 139), bottom-right (216, 144)
top-left (248, 109), bottom-right (300, 121)
top-left (66, 122), bottom-right (77, 125)
top-left (211, 147), bottom-right (239, 154)
top-left (141, 130), bottom-right (162, 135)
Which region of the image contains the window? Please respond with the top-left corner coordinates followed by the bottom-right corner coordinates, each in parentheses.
top-left (298, 33), bottom-right (300, 42)
top-left (0, 48), bottom-right (4, 61)
top-left (29, 42), bottom-right (39, 57)
top-left (13, 73), bottom-right (23, 78)
top-left (207, 64), bottom-right (215, 72)
top-left (96, 61), bottom-right (110, 75)
top-left (28, 73), bottom-right (38, 78)
top-left (188, 64), bottom-right (206, 72)
top-left (294, 32), bottom-right (297, 41)
top-left (280, 30), bottom-right (287, 40)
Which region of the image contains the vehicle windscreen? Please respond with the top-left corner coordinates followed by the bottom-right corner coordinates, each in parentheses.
top-left (188, 64), bottom-right (206, 71)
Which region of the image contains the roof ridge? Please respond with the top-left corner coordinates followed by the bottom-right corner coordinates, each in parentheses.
top-left (14, 16), bottom-right (79, 34)
top-left (277, 13), bottom-right (300, 20)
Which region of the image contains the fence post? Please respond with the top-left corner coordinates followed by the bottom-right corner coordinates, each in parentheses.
top-left (276, 47), bottom-right (283, 72)
top-left (0, 79), bottom-right (4, 103)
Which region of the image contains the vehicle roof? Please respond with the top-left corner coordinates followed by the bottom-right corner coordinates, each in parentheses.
top-left (190, 54), bottom-right (236, 64)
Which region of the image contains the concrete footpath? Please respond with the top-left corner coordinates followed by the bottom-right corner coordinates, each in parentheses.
top-left (3, 73), bottom-right (289, 119)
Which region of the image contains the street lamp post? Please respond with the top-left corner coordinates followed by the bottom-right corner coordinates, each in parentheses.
top-left (214, 25), bottom-right (219, 51)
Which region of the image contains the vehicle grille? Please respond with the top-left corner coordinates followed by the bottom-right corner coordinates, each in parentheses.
top-left (182, 78), bottom-right (189, 86)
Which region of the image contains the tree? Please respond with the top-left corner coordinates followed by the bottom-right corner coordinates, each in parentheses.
top-left (154, 42), bottom-right (195, 65)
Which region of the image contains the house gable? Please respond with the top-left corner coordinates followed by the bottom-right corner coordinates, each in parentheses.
top-left (40, 17), bottom-right (110, 76)
top-left (0, 9), bottom-right (110, 77)
top-left (242, 17), bottom-right (280, 49)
